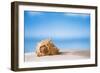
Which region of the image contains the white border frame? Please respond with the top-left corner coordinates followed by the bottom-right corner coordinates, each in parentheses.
top-left (18, 5), bottom-right (96, 68)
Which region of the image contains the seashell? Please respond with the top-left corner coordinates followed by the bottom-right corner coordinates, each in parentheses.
top-left (35, 39), bottom-right (59, 57)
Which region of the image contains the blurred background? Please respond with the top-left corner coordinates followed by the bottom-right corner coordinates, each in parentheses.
top-left (24, 11), bottom-right (90, 53)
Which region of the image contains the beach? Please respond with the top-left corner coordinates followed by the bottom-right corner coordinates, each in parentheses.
top-left (25, 49), bottom-right (90, 62)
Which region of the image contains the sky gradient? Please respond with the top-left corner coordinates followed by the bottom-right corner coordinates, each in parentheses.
top-left (24, 11), bottom-right (90, 39)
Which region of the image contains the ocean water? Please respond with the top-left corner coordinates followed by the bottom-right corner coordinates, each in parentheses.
top-left (24, 38), bottom-right (90, 53)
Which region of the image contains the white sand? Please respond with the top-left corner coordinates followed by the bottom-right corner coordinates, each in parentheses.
top-left (25, 49), bottom-right (90, 62)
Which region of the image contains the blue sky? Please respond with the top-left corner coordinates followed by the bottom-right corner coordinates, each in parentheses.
top-left (24, 11), bottom-right (90, 39)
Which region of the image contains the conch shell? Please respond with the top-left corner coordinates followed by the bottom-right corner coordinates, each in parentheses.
top-left (35, 39), bottom-right (59, 57)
